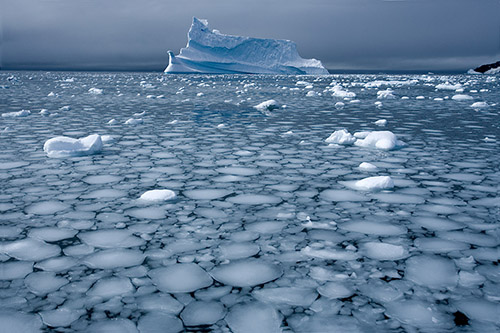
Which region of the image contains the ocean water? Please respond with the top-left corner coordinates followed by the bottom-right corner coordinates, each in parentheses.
top-left (0, 71), bottom-right (499, 332)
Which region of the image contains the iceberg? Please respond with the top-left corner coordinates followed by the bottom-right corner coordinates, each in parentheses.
top-left (165, 17), bottom-right (328, 75)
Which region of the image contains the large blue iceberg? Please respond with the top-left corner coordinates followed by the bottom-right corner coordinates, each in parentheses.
top-left (165, 18), bottom-right (328, 75)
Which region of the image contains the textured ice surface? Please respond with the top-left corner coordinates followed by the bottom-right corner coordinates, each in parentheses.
top-left (1, 71), bottom-right (499, 332)
top-left (43, 134), bottom-right (103, 158)
top-left (225, 302), bottom-right (282, 333)
top-left (148, 263), bottom-right (213, 293)
top-left (210, 260), bottom-right (283, 287)
top-left (165, 17), bottom-right (328, 75)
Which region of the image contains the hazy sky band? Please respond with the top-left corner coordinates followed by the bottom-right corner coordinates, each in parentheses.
top-left (1, 0), bottom-right (499, 71)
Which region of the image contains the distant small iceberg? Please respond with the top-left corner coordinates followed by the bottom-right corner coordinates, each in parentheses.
top-left (165, 17), bottom-right (328, 75)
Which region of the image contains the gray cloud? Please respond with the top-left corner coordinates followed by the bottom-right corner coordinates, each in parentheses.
top-left (1, 0), bottom-right (499, 71)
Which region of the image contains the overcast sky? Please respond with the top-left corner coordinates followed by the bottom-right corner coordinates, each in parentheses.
top-left (1, 0), bottom-right (499, 71)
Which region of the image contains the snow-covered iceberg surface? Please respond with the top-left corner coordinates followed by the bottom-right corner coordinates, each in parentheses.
top-left (165, 17), bottom-right (328, 75)
top-left (468, 61), bottom-right (500, 74)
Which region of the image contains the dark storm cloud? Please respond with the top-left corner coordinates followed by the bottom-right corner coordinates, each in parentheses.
top-left (1, 0), bottom-right (499, 71)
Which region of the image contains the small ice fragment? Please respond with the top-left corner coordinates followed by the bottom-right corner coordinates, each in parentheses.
top-left (416, 96), bottom-right (425, 100)
top-left (471, 101), bottom-right (488, 108)
top-left (352, 176), bottom-right (394, 191)
top-left (40, 109), bottom-right (49, 115)
top-left (107, 119), bottom-right (117, 125)
top-left (217, 123), bottom-right (225, 128)
top-left (43, 134), bottom-right (103, 158)
top-left (1, 110), bottom-right (31, 117)
top-left (358, 162), bottom-right (377, 171)
top-left (377, 89), bottom-right (395, 99)
top-left (88, 87), bottom-right (103, 94)
top-left (139, 189), bottom-right (176, 201)
top-left (334, 101), bottom-right (345, 109)
top-left (354, 131), bottom-right (404, 150)
top-left (374, 119), bottom-right (387, 126)
top-left (125, 118), bottom-right (143, 125)
top-left (324, 129), bottom-right (356, 145)
top-left (254, 99), bottom-right (279, 111)
top-left (452, 94), bottom-right (473, 101)
top-left (59, 105), bottom-right (71, 111)
top-left (435, 82), bottom-right (462, 90)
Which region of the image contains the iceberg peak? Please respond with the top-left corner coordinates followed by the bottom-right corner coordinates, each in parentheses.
top-left (165, 17), bottom-right (328, 75)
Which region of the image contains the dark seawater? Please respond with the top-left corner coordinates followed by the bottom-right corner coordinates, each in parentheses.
top-left (0, 71), bottom-right (499, 332)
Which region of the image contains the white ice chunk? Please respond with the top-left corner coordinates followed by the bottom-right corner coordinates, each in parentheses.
top-left (471, 101), bottom-right (488, 108)
top-left (43, 134), bottom-right (103, 158)
top-left (358, 162), bottom-right (378, 171)
top-left (377, 89), bottom-right (395, 99)
top-left (137, 294), bottom-right (184, 314)
top-left (225, 302), bottom-right (281, 333)
top-left (412, 217), bottom-right (463, 231)
top-left (88, 87), bottom-right (103, 94)
top-left (405, 255), bottom-right (458, 289)
top-left (210, 260), bottom-right (282, 287)
top-left (148, 263), bottom-right (213, 293)
top-left (346, 176), bottom-right (394, 191)
top-left (139, 189), bottom-right (176, 201)
top-left (125, 118), bottom-right (143, 125)
top-left (354, 131), bottom-right (404, 150)
top-left (1, 110), bottom-right (31, 117)
top-left (180, 301), bottom-right (226, 326)
top-left (254, 100), bottom-right (279, 111)
top-left (435, 82), bottom-right (462, 90)
top-left (324, 129), bottom-right (356, 145)
top-left (452, 94), bottom-right (473, 101)
top-left (374, 119), bottom-right (387, 126)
